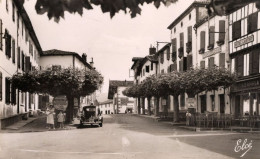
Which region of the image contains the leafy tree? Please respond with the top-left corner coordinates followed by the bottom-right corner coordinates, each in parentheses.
top-left (11, 67), bottom-right (103, 122)
top-left (18, 0), bottom-right (178, 22)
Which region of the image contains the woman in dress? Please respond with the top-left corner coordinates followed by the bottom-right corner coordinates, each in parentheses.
top-left (46, 105), bottom-right (55, 129)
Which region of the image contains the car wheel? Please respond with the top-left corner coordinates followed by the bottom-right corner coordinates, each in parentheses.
top-left (99, 123), bottom-right (103, 127)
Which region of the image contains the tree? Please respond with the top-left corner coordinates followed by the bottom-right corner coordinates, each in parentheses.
top-left (17, 0), bottom-right (178, 22)
top-left (11, 67), bottom-right (103, 122)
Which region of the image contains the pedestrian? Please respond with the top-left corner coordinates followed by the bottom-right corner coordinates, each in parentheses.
top-left (186, 110), bottom-right (191, 126)
top-left (57, 111), bottom-right (65, 129)
top-left (46, 105), bottom-right (55, 130)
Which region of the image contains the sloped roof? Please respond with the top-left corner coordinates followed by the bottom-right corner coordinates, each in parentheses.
top-left (108, 80), bottom-right (134, 99)
top-left (42, 49), bottom-right (92, 69)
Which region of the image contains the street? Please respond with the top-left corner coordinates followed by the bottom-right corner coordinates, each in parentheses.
top-left (0, 114), bottom-right (259, 159)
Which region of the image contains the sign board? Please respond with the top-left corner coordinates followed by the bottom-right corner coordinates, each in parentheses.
top-left (234, 35), bottom-right (254, 48)
top-left (186, 98), bottom-right (195, 108)
top-left (203, 47), bottom-right (222, 59)
top-left (53, 95), bottom-right (68, 111)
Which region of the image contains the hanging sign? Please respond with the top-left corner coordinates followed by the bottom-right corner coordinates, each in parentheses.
top-left (234, 34), bottom-right (254, 48)
top-left (53, 95), bottom-right (68, 111)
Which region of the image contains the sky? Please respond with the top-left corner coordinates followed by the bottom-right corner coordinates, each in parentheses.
top-left (24, 0), bottom-right (194, 94)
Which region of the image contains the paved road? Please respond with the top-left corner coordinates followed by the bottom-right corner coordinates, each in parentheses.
top-left (0, 114), bottom-right (259, 159)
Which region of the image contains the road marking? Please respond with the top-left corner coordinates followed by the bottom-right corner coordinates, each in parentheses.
top-left (17, 149), bottom-right (142, 155)
top-left (157, 132), bottom-right (240, 138)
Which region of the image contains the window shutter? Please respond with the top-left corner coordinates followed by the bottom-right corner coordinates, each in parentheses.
top-left (11, 84), bottom-right (16, 104)
top-left (187, 54), bottom-right (193, 70)
top-left (219, 20), bottom-right (225, 42)
top-left (200, 61), bottom-right (205, 69)
top-left (208, 57), bottom-right (215, 69)
top-left (5, 30), bottom-right (11, 58)
top-left (173, 62), bottom-right (177, 71)
top-left (0, 72), bottom-right (2, 101)
top-left (5, 78), bottom-right (10, 104)
top-left (0, 19), bottom-right (2, 50)
top-left (209, 26), bottom-right (215, 46)
top-left (248, 12), bottom-right (258, 34)
top-left (200, 31), bottom-right (205, 49)
top-left (151, 62), bottom-right (153, 71)
top-left (146, 65), bottom-right (149, 73)
top-left (219, 53), bottom-right (225, 69)
top-left (249, 51), bottom-right (259, 75)
top-left (179, 59), bottom-right (183, 72)
top-left (17, 47), bottom-right (20, 68)
top-left (232, 20), bottom-right (241, 40)
top-left (12, 39), bottom-right (15, 63)
top-left (180, 32), bottom-right (184, 48)
top-left (183, 57), bottom-right (187, 71)
top-left (236, 54), bottom-right (244, 76)
top-left (187, 26), bottom-right (192, 42)
top-left (172, 38), bottom-right (177, 52)
top-left (25, 56), bottom-right (30, 72)
top-left (22, 52), bottom-right (25, 71)
top-left (167, 47), bottom-right (170, 60)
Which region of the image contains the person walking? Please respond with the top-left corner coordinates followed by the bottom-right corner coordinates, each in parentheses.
top-left (57, 111), bottom-right (65, 129)
top-left (46, 105), bottom-right (55, 130)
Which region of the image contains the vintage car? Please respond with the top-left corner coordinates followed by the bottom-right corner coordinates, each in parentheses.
top-left (80, 105), bottom-right (103, 127)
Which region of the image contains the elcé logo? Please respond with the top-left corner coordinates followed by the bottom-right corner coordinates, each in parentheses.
top-left (234, 139), bottom-right (253, 157)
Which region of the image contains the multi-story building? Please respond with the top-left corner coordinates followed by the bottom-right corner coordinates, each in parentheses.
top-left (40, 49), bottom-right (96, 116)
top-left (228, 3), bottom-right (260, 117)
top-left (98, 100), bottom-right (113, 114)
top-left (0, 0), bottom-right (42, 128)
top-left (108, 80), bottom-right (134, 114)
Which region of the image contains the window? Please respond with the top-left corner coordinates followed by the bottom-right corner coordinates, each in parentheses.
top-left (187, 54), bottom-right (192, 70)
top-left (143, 69), bottom-right (145, 76)
top-left (146, 65), bottom-right (149, 73)
top-left (235, 54), bottom-right (244, 76)
top-left (232, 20), bottom-right (241, 40)
top-left (200, 61), bottom-right (205, 69)
top-left (22, 52), bottom-right (25, 71)
top-left (151, 62), bottom-right (153, 71)
top-left (29, 41), bottom-right (33, 55)
top-left (0, 19), bottom-right (2, 50)
top-left (208, 57), bottom-right (215, 69)
top-left (249, 51), bottom-right (259, 75)
top-left (200, 31), bottom-right (205, 51)
top-left (218, 20), bottom-right (225, 43)
top-left (248, 12), bottom-right (258, 34)
top-left (11, 83), bottom-right (16, 105)
top-left (160, 52), bottom-right (164, 64)
top-left (5, 78), bottom-right (11, 104)
top-left (166, 47), bottom-right (170, 60)
top-left (187, 26), bottom-right (192, 42)
top-left (180, 32), bottom-right (184, 48)
top-left (174, 27), bottom-right (176, 33)
top-left (219, 53), bottom-right (225, 69)
top-left (25, 29), bottom-right (28, 42)
top-left (172, 38), bottom-right (177, 62)
top-left (17, 14), bottom-right (19, 28)
top-left (5, 30), bottom-right (11, 58)
top-left (17, 47), bottom-right (20, 68)
top-left (189, 13), bottom-right (191, 20)
top-left (12, 2), bottom-right (15, 22)
top-left (208, 26), bottom-right (215, 48)
top-left (0, 72), bottom-right (2, 101)
top-left (12, 39), bottom-right (15, 63)
top-left (181, 22), bottom-right (183, 27)
top-left (243, 53), bottom-right (249, 76)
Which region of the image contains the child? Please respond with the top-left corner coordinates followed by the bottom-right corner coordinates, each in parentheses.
top-left (57, 111), bottom-right (65, 128)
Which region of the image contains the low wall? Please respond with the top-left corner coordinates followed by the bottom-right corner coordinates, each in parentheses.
top-left (0, 113), bottom-right (29, 129)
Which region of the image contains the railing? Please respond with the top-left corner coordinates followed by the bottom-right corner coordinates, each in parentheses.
top-left (187, 113), bottom-right (260, 128)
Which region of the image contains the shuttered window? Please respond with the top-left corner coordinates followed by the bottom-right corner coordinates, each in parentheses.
top-left (146, 65), bottom-right (149, 73)
top-left (12, 39), bottom-right (15, 63)
top-left (0, 72), bottom-right (2, 101)
top-left (219, 20), bottom-right (225, 42)
top-left (219, 53), bottom-right (225, 69)
top-left (160, 52), bottom-right (164, 64)
top-left (151, 62), bottom-right (153, 71)
top-left (187, 26), bottom-right (192, 42)
top-left (249, 51), bottom-right (259, 75)
top-left (17, 47), bottom-right (20, 68)
top-left (209, 26), bottom-right (215, 46)
top-left (187, 54), bottom-right (193, 70)
top-left (180, 33), bottom-right (184, 48)
top-left (208, 57), bottom-right (215, 69)
top-left (200, 61), bottom-right (205, 69)
top-left (0, 19), bottom-right (2, 50)
top-left (5, 78), bottom-right (10, 104)
top-left (179, 59), bottom-right (183, 72)
top-left (183, 57), bottom-right (187, 71)
top-left (235, 54), bottom-right (244, 76)
top-left (22, 52), bottom-right (25, 71)
top-left (5, 30), bottom-right (11, 58)
top-left (12, 2), bottom-right (15, 22)
top-left (167, 47), bottom-right (170, 60)
top-left (248, 12), bottom-right (258, 34)
top-left (232, 20), bottom-right (241, 40)
top-left (25, 56), bottom-right (31, 72)
top-left (172, 38), bottom-right (177, 52)
top-left (11, 83), bottom-right (16, 105)
top-left (200, 31), bottom-right (205, 49)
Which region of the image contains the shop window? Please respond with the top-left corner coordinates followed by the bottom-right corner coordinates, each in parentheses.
top-left (0, 72), bottom-right (2, 101)
top-left (12, 39), bottom-right (15, 63)
top-left (248, 12), bottom-right (258, 34)
top-left (0, 19), bottom-right (2, 50)
top-left (232, 20), bottom-right (241, 40)
top-left (243, 53), bottom-right (249, 76)
top-left (5, 78), bottom-right (11, 104)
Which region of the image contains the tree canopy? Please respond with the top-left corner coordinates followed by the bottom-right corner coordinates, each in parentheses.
top-left (21, 0), bottom-right (178, 22)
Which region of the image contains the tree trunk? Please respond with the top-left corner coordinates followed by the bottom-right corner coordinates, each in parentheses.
top-left (173, 95), bottom-right (179, 123)
top-left (155, 96), bottom-right (159, 116)
top-left (147, 97), bottom-right (151, 115)
top-left (66, 95), bottom-right (74, 123)
top-left (138, 97), bottom-right (141, 114)
top-left (142, 97), bottom-right (145, 115)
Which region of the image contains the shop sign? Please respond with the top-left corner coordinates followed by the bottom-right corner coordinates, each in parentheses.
top-left (186, 98), bottom-right (195, 107)
top-left (203, 47), bottom-right (221, 59)
top-left (232, 78), bottom-right (260, 92)
top-left (53, 95), bottom-right (68, 111)
top-left (234, 35), bottom-right (254, 48)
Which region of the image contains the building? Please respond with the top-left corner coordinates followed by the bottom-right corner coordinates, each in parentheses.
top-left (108, 80), bottom-right (134, 114)
top-left (228, 3), bottom-right (260, 117)
top-left (40, 49), bottom-right (96, 116)
top-left (98, 100), bottom-right (113, 114)
top-left (0, 0), bottom-right (42, 129)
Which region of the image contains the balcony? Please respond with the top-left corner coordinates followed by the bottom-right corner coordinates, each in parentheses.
top-left (178, 47), bottom-right (184, 59)
top-left (186, 42), bottom-right (192, 54)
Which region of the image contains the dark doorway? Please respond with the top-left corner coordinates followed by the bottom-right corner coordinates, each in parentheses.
top-left (219, 94), bottom-right (225, 114)
top-left (235, 95), bottom-right (241, 117)
top-left (200, 95), bottom-right (206, 113)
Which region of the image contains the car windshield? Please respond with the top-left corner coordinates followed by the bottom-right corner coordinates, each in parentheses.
top-left (85, 108), bottom-right (95, 112)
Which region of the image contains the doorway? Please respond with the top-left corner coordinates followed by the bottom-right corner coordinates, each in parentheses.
top-left (219, 94), bottom-right (225, 114)
top-left (200, 95), bottom-right (206, 113)
top-left (235, 95), bottom-right (241, 117)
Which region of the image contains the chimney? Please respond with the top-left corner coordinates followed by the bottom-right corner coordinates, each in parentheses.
top-left (149, 47), bottom-right (156, 55)
top-left (90, 57), bottom-right (94, 67)
top-left (82, 53), bottom-right (87, 62)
